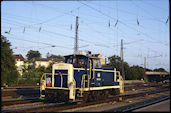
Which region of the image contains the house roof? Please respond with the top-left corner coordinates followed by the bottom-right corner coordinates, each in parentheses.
top-left (64, 54), bottom-right (100, 59)
top-left (14, 54), bottom-right (25, 61)
top-left (92, 54), bottom-right (100, 57)
top-left (146, 71), bottom-right (170, 75)
top-left (32, 58), bottom-right (64, 62)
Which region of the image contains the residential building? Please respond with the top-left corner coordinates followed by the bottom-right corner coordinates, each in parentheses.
top-left (92, 54), bottom-right (106, 65)
top-left (32, 58), bottom-right (64, 68)
top-left (14, 54), bottom-right (64, 76)
top-left (14, 54), bottom-right (25, 76)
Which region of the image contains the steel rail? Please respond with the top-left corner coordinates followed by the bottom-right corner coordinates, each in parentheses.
top-left (2, 97), bottom-right (40, 106)
top-left (2, 102), bottom-right (66, 113)
top-left (1, 82), bottom-right (163, 97)
top-left (2, 84), bottom-right (169, 112)
top-left (123, 96), bottom-right (170, 112)
top-left (29, 87), bottom-right (170, 112)
top-left (103, 95), bottom-right (170, 112)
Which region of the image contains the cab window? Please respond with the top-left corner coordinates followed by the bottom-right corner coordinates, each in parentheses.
top-left (66, 58), bottom-right (73, 64)
top-left (92, 59), bottom-right (101, 68)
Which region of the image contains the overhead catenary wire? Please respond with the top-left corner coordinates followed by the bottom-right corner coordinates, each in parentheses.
top-left (3, 18), bottom-right (113, 49)
top-left (2, 1), bottom-right (169, 66)
top-left (79, 1), bottom-right (167, 46)
top-left (2, 4), bottom-right (84, 30)
top-left (2, 5), bottom-right (164, 46)
top-left (22, 3), bottom-right (85, 27)
top-left (3, 1), bottom-right (168, 40)
top-left (130, 0), bottom-right (166, 24)
top-left (3, 15), bottom-right (74, 29)
top-left (23, 27), bottom-right (25, 33)
top-left (2, 11), bottom-right (168, 50)
top-left (140, 0), bottom-right (168, 12)
top-left (3, 16), bottom-right (168, 54)
top-left (88, 1), bottom-right (168, 24)
top-left (6, 33), bottom-right (72, 50)
top-left (115, 0), bottom-right (119, 55)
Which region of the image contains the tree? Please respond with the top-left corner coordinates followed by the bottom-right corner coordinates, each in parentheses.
top-left (153, 68), bottom-right (167, 72)
top-left (123, 62), bottom-right (130, 79)
top-left (21, 60), bottom-right (46, 84)
top-left (47, 54), bottom-right (64, 59)
top-left (20, 60), bottom-right (55, 84)
top-left (108, 55), bottom-right (130, 79)
top-left (1, 35), bottom-right (19, 84)
top-left (125, 65), bottom-right (147, 80)
top-left (108, 55), bottom-right (122, 71)
top-left (26, 50), bottom-right (41, 60)
top-left (108, 55), bottom-right (147, 80)
top-left (126, 66), bottom-right (138, 80)
top-left (146, 68), bottom-right (152, 71)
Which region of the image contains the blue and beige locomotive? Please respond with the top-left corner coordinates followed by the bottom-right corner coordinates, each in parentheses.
top-left (40, 53), bottom-right (124, 102)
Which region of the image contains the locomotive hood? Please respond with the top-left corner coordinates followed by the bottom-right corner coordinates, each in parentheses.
top-left (52, 63), bottom-right (74, 85)
top-left (52, 63), bottom-right (75, 100)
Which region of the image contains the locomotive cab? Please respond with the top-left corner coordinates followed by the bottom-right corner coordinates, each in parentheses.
top-left (64, 54), bottom-right (101, 69)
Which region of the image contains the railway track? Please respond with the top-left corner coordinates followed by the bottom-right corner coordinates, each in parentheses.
top-left (1, 88), bottom-right (40, 98)
top-left (104, 95), bottom-right (170, 112)
top-left (1, 82), bottom-right (166, 98)
top-left (1, 83), bottom-right (168, 102)
top-left (2, 97), bottom-right (41, 106)
top-left (2, 84), bottom-right (169, 112)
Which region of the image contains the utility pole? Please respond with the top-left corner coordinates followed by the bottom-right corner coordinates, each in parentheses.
top-left (74, 16), bottom-right (79, 55)
top-left (144, 57), bottom-right (146, 75)
top-left (120, 39), bottom-right (125, 80)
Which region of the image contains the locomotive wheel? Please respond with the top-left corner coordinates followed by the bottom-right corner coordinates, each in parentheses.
top-left (114, 88), bottom-right (120, 95)
top-left (45, 89), bottom-right (69, 102)
top-left (82, 89), bottom-right (119, 102)
top-left (83, 92), bottom-right (89, 102)
top-left (88, 91), bottom-right (94, 102)
top-left (93, 91), bottom-right (98, 101)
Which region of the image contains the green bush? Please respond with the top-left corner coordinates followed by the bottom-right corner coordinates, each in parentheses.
top-left (18, 60), bottom-right (55, 85)
top-left (18, 78), bottom-right (39, 85)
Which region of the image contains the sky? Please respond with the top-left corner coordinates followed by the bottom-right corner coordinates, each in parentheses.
top-left (1, 0), bottom-right (170, 72)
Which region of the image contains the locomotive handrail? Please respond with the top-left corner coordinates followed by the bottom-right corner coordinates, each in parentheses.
top-left (88, 60), bottom-right (91, 88)
top-left (120, 75), bottom-right (124, 93)
top-left (41, 73), bottom-right (52, 87)
top-left (73, 78), bottom-right (76, 99)
top-left (93, 61), bottom-right (95, 80)
top-left (59, 72), bottom-right (63, 88)
top-left (89, 59), bottom-right (91, 80)
top-left (40, 73), bottom-right (52, 99)
top-left (114, 68), bottom-right (117, 82)
top-left (80, 74), bottom-right (87, 97)
top-left (116, 71), bottom-right (124, 93)
top-left (81, 74), bottom-right (86, 89)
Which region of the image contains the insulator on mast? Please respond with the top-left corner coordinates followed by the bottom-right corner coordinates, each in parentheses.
top-left (9, 28), bottom-right (11, 33)
top-left (70, 24), bottom-right (72, 31)
top-left (115, 19), bottom-right (118, 27)
top-left (23, 27), bottom-right (25, 33)
top-left (39, 26), bottom-right (41, 32)
top-left (165, 16), bottom-right (169, 24)
top-left (137, 18), bottom-right (139, 26)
